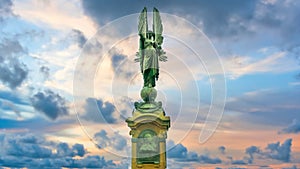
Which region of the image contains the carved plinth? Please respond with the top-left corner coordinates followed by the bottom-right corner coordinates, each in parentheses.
top-left (126, 107), bottom-right (170, 169)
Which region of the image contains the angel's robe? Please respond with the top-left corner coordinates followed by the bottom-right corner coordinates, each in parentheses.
top-left (142, 38), bottom-right (159, 87)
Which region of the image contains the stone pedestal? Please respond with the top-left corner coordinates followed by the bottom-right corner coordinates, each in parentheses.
top-left (126, 105), bottom-right (170, 169)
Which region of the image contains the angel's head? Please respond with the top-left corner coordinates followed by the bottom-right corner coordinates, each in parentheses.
top-left (146, 31), bottom-right (155, 40)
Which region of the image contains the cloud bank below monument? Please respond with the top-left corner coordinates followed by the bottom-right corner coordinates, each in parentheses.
top-left (0, 0), bottom-right (300, 168)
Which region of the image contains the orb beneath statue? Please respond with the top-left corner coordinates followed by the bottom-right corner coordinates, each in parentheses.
top-left (141, 87), bottom-right (157, 102)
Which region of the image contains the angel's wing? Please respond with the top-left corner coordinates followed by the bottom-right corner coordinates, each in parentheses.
top-left (153, 8), bottom-right (163, 45)
top-left (137, 7), bottom-right (148, 71)
top-left (138, 7), bottom-right (148, 38)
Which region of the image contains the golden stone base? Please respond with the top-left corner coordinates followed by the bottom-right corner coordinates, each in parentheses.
top-left (126, 107), bottom-right (170, 169)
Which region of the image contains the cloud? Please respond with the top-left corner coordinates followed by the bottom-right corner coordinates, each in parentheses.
top-left (81, 0), bottom-right (300, 73)
top-left (226, 156), bottom-right (250, 166)
top-left (82, 98), bottom-right (117, 124)
top-left (94, 129), bottom-right (127, 151)
top-left (198, 154), bottom-right (222, 164)
top-left (0, 99), bottom-right (21, 117)
top-left (297, 73), bottom-right (300, 79)
top-left (245, 145), bottom-right (260, 163)
top-left (244, 139), bottom-right (292, 163)
top-left (6, 140), bottom-right (52, 158)
top-left (69, 155), bottom-right (116, 168)
top-left (167, 140), bottom-right (188, 159)
top-left (108, 48), bottom-right (136, 81)
top-left (0, 90), bottom-right (29, 118)
top-left (0, 90), bottom-right (27, 105)
top-left (1, 133), bottom-right (51, 159)
top-left (265, 138), bottom-right (292, 162)
top-left (231, 159), bottom-right (247, 165)
top-left (30, 90), bottom-right (69, 120)
top-left (0, 118), bottom-right (80, 140)
top-left (225, 88), bottom-right (300, 126)
top-left (254, 1), bottom-right (300, 49)
top-left (0, 132), bottom-right (117, 168)
top-left (0, 0), bottom-right (13, 21)
top-left (218, 146), bottom-right (226, 154)
top-left (81, 0), bottom-right (256, 38)
top-left (81, 0), bottom-right (144, 25)
top-left (167, 140), bottom-right (222, 164)
top-left (224, 51), bottom-right (299, 79)
top-left (80, 0), bottom-right (296, 43)
top-left (172, 0), bottom-right (257, 38)
top-left (282, 165), bottom-right (298, 169)
top-left (111, 53), bottom-right (126, 72)
top-left (39, 65), bottom-right (50, 79)
top-left (13, 0), bottom-right (96, 37)
top-left (280, 119), bottom-right (300, 134)
top-left (71, 29), bottom-right (87, 48)
top-left (0, 38), bottom-right (28, 89)
top-left (216, 168), bottom-right (246, 169)
top-left (56, 142), bottom-right (86, 157)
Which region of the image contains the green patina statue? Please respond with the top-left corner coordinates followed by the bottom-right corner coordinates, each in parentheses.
top-left (135, 7), bottom-right (167, 107)
top-left (127, 8), bottom-right (170, 169)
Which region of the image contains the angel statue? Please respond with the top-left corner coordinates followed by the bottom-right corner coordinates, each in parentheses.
top-left (135, 7), bottom-right (167, 105)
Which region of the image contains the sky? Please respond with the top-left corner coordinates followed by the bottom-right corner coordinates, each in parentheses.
top-left (0, 0), bottom-right (300, 168)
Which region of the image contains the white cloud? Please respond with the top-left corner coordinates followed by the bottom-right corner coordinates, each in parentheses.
top-left (13, 0), bottom-right (97, 37)
top-left (224, 51), bottom-right (298, 79)
top-left (289, 82), bottom-right (300, 86)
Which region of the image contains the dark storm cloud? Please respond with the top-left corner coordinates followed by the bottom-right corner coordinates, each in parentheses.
top-left (30, 90), bottom-right (69, 120)
top-left (83, 98), bottom-right (117, 124)
top-left (94, 129), bottom-right (127, 151)
top-left (280, 119), bottom-right (300, 134)
top-left (0, 133), bottom-right (118, 168)
top-left (0, 39), bottom-right (28, 89)
top-left (71, 29), bottom-right (87, 48)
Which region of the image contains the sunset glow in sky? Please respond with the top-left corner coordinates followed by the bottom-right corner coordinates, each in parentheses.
top-left (0, 0), bottom-right (300, 168)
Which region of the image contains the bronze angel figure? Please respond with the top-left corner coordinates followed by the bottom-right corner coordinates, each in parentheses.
top-left (135, 7), bottom-right (167, 88)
